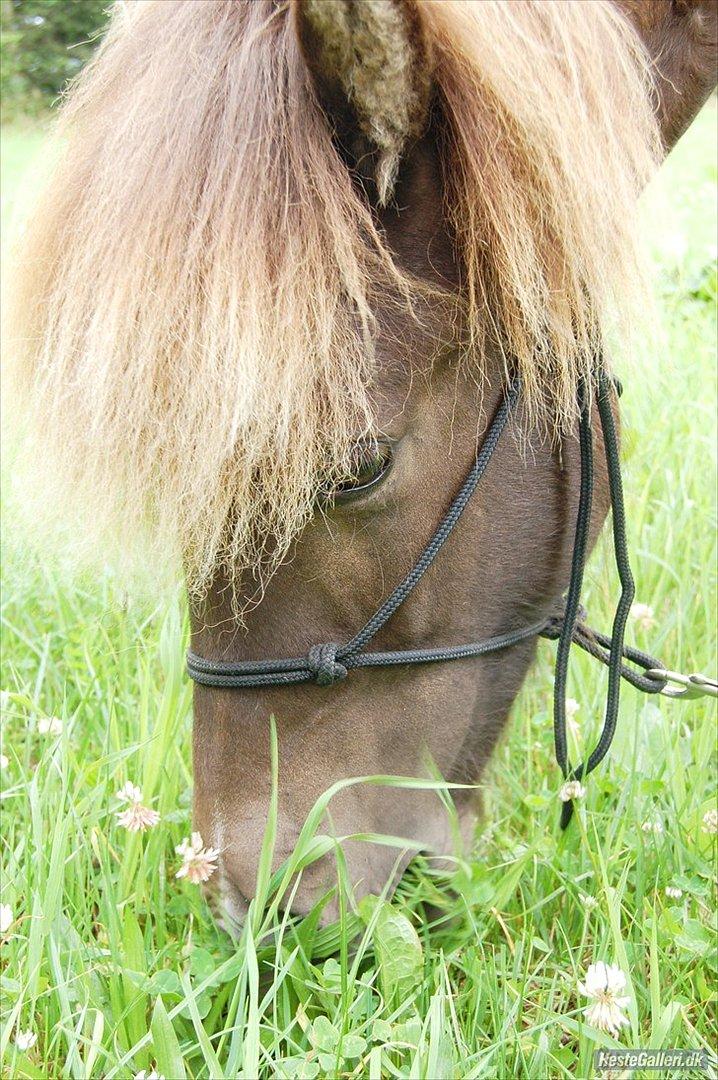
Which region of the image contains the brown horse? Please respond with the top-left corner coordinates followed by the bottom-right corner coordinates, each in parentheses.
top-left (7, 0), bottom-right (716, 925)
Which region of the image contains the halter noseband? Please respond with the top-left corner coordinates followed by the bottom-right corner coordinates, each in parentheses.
top-left (187, 365), bottom-right (717, 826)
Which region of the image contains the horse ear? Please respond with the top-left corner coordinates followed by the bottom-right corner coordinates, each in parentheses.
top-left (614, 0), bottom-right (717, 151)
top-left (294, 0), bottom-right (434, 203)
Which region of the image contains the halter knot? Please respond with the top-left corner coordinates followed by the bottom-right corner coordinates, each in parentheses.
top-left (543, 605), bottom-right (588, 641)
top-left (307, 643), bottom-right (348, 687)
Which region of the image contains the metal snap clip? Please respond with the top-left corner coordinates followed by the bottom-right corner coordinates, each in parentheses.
top-left (645, 668), bottom-right (718, 700)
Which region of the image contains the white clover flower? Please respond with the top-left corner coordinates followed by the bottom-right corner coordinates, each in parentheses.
top-left (641, 819), bottom-right (664, 835)
top-left (116, 804), bottom-right (160, 832)
top-left (579, 962), bottom-right (631, 1038)
top-left (0, 904), bottom-right (13, 933)
top-left (37, 717), bottom-right (63, 736)
top-left (559, 780), bottom-right (586, 802)
top-left (117, 781), bottom-right (143, 804)
top-left (629, 602), bottom-right (656, 631)
top-left (701, 808), bottom-right (718, 835)
top-left (15, 1030), bottom-right (37, 1052)
top-left (579, 893), bottom-right (598, 910)
top-left (664, 885), bottom-right (683, 900)
top-left (134, 1070), bottom-right (165, 1080)
top-left (175, 832), bottom-right (219, 884)
top-left (0, 753), bottom-right (8, 770)
top-left (566, 698), bottom-right (581, 741)
top-left (115, 782), bottom-right (160, 833)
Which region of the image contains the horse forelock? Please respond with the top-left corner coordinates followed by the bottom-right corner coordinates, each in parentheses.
top-left (5, 0), bottom-right (659, 600)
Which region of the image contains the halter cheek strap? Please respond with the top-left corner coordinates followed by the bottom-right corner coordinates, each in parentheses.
top-left (186, 368), bottom-right (716, 826)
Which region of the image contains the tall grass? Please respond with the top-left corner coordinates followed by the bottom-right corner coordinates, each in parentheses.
top-left (1, 103), bottom-right (716, 1078)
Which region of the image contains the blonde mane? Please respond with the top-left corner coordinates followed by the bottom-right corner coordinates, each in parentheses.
top-left (5, 0), bottom-right (659, 599)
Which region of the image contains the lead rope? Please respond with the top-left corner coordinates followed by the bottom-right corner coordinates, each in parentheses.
top-left (556, 369), bottom-right (654, 828)
top-left (553, 376), bottom-right (594, 819)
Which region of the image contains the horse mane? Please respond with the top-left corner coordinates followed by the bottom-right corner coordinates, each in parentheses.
top-left (5, 0), bottom-right (659, 599)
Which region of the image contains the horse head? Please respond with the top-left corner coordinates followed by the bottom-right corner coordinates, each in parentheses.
top-left (7, 0), bottom-right (716, 926)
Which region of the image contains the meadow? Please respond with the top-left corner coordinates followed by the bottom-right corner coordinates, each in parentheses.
top-left (1, 104), bottom-right (716, 1079)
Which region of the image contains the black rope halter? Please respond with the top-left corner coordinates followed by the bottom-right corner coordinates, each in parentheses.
top-left (187, 365), bottom-right (716, 826)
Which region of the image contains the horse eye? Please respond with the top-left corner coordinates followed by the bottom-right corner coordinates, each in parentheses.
top-left (325, 438), bottom-right (394, 503)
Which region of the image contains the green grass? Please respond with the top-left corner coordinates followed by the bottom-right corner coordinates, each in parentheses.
top-left (1, 105), bottom-right (716, 1079)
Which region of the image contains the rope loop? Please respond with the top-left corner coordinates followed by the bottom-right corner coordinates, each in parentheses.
top-left (307, 643), bottom-right (348, 687)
